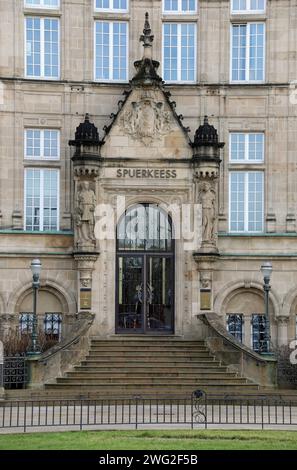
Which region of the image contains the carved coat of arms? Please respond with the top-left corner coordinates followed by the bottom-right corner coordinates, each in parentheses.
top-left (120, 95), bottom-right (172, 146)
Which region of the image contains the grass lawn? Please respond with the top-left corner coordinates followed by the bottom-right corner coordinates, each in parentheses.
top-left (0, 430), bottom-right (297, 450)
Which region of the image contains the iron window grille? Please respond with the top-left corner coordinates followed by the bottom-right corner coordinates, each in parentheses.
top-left (227, 314), bottom-right (243, 342)
top-left (44, 313), bottom-right (62, 341)
top-left (19, 313), bottom-right (34, 335)
top-left (252, 314), bottom-right (267, 353)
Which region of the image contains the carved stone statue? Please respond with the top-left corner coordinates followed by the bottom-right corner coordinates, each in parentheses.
top-left (75, 181), bottom-right (96, 248)
top-left (199, 182), bottom-right (216, 244)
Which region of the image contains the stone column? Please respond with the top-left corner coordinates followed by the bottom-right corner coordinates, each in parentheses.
top-left (244, 314), bottom-right (252, 349)
top-left (277, 315), bottom-right (290, 347)
top-left (69, 114), bottom-right (103, 314)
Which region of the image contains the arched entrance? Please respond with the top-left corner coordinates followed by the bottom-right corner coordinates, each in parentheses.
top-left (116, 203), bottom-right (174, 334)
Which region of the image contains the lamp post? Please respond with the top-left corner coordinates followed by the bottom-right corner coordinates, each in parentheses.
top-left (260, 261), bottom-right (273, 354)
top-left (27, 259), bottom-right (42, 356)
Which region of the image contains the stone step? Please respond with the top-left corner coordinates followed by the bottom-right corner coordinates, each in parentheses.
top-left (55, 377), bottom-right (249, 385)
top-left (89, 346), bottom-right (209, 353)
top-left (83, 356), bottom-right (217, 363)
top-left (74, 364), bottom-right (228, 372)
top-left (87, 351), bottom-right (212, 357)
top-left (91, 338), bottom-right (204, 344)
top-left (65, 371), bottom-right (238, 380)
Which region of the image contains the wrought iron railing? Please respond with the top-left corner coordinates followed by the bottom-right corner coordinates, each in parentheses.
top-left (3, 357), bottom-right (28, 390)
top-left (1, 392), bottom-right (297, 431)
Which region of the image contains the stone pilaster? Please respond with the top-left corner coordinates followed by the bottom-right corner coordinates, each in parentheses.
top-left (276, 315), bottom-right (290, 347)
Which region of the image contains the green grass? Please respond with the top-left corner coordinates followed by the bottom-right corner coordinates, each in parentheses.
top-left (0, 430), bottom-right (297, 450)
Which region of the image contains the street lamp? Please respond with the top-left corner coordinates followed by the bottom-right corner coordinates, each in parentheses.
top-left (260, 261), bottom-right (273, 354)
top-left (27, 259), bottom-right (42, 356)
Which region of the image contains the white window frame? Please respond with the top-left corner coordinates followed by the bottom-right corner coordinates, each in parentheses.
top-left (229, 171), bottom-right (264, 233)
top-left (162, 22), bottom-right (197, 84)
top-left (163, 0), bottom-right (198, 14)
top-left (230, 22), bottom-right (265, 84)
top-left (25, 17), bottom-right (60, 80)
top-left (231, 0), bottom-right (266, 14)
top-left (94, 0), bottom-right (129, 12)
top-left (24, 168), bottom-right (60, 232)
top-left (229, 132), bottom-right (264, 164)
top-left (94, 21), bottom-right (129, 83)
top-left (24, 0), bottom-right (60, 9)
top-left (24, 129), bottom-right (60, 160)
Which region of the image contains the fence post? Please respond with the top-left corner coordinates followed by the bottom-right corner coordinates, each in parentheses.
top-left (191, 394), bottom-right (194, 430)
top-left (261, 400), bottom-right (264, 430)
top-left (80, 400), bottom-right (83, 431)
top-left (0, 341), bottom-right (4, 400)
top-left (135, 396), bottom-right (138, 430)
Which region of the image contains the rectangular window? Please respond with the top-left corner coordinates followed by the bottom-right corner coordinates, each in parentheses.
top-left (229, 171), bottom-right (264, 232)
top-left (25, 17), bottom-right (59, 79)
top-left (252, 314), bottom-right (268, 353)
top-left (44, 313), bottom-right (62, 341)
top-left (163, 23), bottom-right (196, 82)
top-left (25, 129), bottom-right (60, 160)
top-left (163, 0), bottom-right (197, 13)
top-left (19, 313), bottom-right (34, 335)
top-left (231, 0), bottom-right (266, 13)
top-left (95, 0), bottom-right (128, 11)
top-left (227, 314), bottom-right (243, 342)
top-left (25, 168), bottom-right (59, 231)
top-left (95, 21), bottom-right (128, 81)
top-left (230, 133), bottom-right (264, 162)
top-left (231, 23), bottom-right (265, 82)
top-left (25, 0), bottom-right (60, 7)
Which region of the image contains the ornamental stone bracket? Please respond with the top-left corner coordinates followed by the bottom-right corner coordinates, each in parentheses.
top-left (74, 254), bottom-right (99, 313)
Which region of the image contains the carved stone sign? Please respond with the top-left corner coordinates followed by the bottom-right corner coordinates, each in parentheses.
top-left (120, 93), bottom-right (172, 146)
top-left (80, 289), bottom-right (92, 310)
top-left (116, 168), bottom-right (177, 179)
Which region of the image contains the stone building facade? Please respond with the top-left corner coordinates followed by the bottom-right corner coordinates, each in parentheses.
top-left (0, 0), bottom-right (297, 363)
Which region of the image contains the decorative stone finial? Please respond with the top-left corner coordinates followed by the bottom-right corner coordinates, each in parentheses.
top-left (69, 113), bottom-right (100, 147)
top-left (193, 116), bottom-right (224, 148)
top-left (140, 12), bottom-right (154, 58)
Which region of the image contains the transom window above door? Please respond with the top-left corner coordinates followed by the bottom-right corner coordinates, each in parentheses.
top-left (117, 204), bottom-right (173, 252)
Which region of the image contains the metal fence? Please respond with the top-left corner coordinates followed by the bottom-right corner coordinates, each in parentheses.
top-left (1, 391), bottom-right (297, 432)
top-left (3, 357), bottom-right (28, 390)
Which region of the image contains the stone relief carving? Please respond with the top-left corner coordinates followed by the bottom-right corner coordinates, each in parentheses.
top-left (74, 181), bottom-right (96, 249)
top-left (200, 271), bottom-right (212, 289)
top-left (199, 182), bottom-right (217, 244)
top-left (120, 93), bottom-right (172, 146)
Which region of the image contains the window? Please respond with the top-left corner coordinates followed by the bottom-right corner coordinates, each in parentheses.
top-left (163, 0), bottom-right (197, 13)
top-left (231, 23), bottom-right (265, 82)
top-left (163, 23), bottom-right (196, 82)
top-left (227, 314), bottom-right (243, 342)
top-left (19, 313), bottom-right (34, 335)
top-left (44, 313), bottom-right (62, 341)
top-left (95, 21), bottom-right (128, 81)
top-left (25, 168), bottom-right (59, 231)
top-left (252, 314), bottom-right (268, 352)
top-left (229, 171), bottom-right (264, 232)
top-left (94, 0), bottom-right (128, 11)
top-left (25, 129), bottom-right (60, 160)
top-left (25, 0), bottom-right (60, 7)
top-left (231, 0), bottom-right (266, 13)
top-left (25, 17), bottom-right (59, 79)
top-left (230, 133), bottom-right (264, 162)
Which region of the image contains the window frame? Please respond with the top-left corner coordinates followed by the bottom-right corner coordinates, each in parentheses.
top-left (162, 22), bottom-right (197, 84)
top-left (24, 167), bottom-right (60, 232)
top-left (24, 0), bottom-right (60, 8)
top-left (230, 22), bottom-right (266, 84)
top-left (229, 132), bottom-right (265, 164)
top-left (25, 16), bottom-right (60, 80)
top-left (163, 0), bottom-right (198, 14)
top-left (231, 0), bottom-right (266, 14)
top-left (24, 129), bottom-right (60, 161)
top-left (94, 20), bottom-right (129, 83)
top-left (229, 170), bottom-right (264, 233)
top-left (94, 0), bottom-right (129, 13)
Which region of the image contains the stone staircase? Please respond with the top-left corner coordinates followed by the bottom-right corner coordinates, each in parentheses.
top-left (42, 337), bottom-right (259, 397)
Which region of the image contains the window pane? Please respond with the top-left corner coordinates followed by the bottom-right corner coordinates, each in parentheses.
top-left (248, 133), bottom-right (264, 161)
top-left (227, 314), bottom-right (243, 342)
top-left (230, 172), bottom-right (245, 232)
top-left (232, 24), bottom-right (246, 81)
top-left (44, 19), bottom-right (59, 78)
top-left (230, 133), bottom-right (245, 161)
top-left (25, 129), bottom-right (41, 158)
top-left (252, 314), bottom-right (267, 353)
top-left (163, 24), bottom-right (178, 81)
top-left (248, 172), bottom-right (263, 231)
top-left (43, 169), bottom-right (59, 231)
top-left (25, 1), bottom-right (60, 7)
top-left (249, 23), bottom-right (264, 81)
top-left (25, 169), bottom-right (41, 231)
top-left (26, 17), bottom-right (41, 77)
top-left (180, 23), bottom-right (195, 81)
top-left (113, 22), bottom-right (127, 80)
top-left (44, 130), bottom-right (59, 159)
